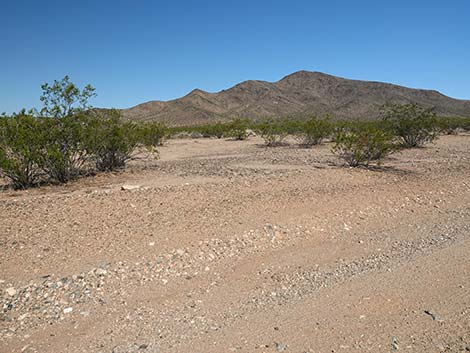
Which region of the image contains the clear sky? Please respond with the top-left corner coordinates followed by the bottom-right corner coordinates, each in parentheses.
top-left (1, 0), bottom-right (469, 114)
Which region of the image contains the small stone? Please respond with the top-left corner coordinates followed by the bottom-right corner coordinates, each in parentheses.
top-left (275, 342), bottom-right (286, 352)
top-left (95, 268), bottom-right (107, 276)
top-left (5, 287), bottom-right (17, 296)
top-left (149, 242), bottom-right (155, 246)
top-left (424, 309), bottom-right (443, 322)
top-left (391, 337), bottom-right (399, 350)
top-left (121, 184), bottom-right (140, 191)
top-left (63, 307), bottom-right (73, 314)
top-left (176, 249), bottom-right (185, 256)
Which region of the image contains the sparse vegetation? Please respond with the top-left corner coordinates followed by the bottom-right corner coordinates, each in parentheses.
top-left (0, 114), bottom-right (45, 188)
top-left (227, 118), bottom-right (250, 140)
top-left (332, 125), bottom-right (396, 167)
top-left (254, 118), bottom-right (291, 146)
top-left (295, 115), bottom-right (333, 147)
top-left (381, 103), bottom-right (439, 148)
top-left (39, 75), bottom-right (96, 118)
top-left (3, 78), bottom-right (470, 190)
top-left (0, 78), bottom-right (159, 189)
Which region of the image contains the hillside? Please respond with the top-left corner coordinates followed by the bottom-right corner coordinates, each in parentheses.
top-left (122, 71), bottom-right (470, 125)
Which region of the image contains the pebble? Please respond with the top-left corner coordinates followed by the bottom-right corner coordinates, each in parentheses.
top-left (121, 185), bottom-right (140, 191)
top-left (95, 268), bottom-right (108, 276)
top-left (6, 287), bottom-right (17, 296)
top-left (63, 307), bottom-right (73, 314)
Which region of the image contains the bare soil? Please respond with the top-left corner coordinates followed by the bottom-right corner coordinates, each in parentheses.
top-left (1, 135), bottom-right (470, 353)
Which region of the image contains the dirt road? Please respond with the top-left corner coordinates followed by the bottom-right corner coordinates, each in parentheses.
top-left (1, 135), bottom-right (470, 352)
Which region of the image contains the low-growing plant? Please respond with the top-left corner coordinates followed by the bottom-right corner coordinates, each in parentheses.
top-left (198, 122), bottom-right (229, 138)
top-left (40, 115), bottom-right (93, 183)
top-left (138, 122), bottom-right (168, 147)
top-left (332, 126), bottom-right (396, 167)
top-left (0, 114), bottom-right (46, 188)
top-left (255, 118), bottom-right (291, 147)
top-left (436, 117), bottom-right (470, 134)
top-left (296, 115), bottom-right (333, 147)
top-left (381, 103), bottom-right (439, 147)
top-left (86, 110), bottom-right (140, 172)
top-left (227, 118), bottom-right (250, 140)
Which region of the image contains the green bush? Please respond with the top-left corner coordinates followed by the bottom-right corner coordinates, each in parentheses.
top-left (138, 122), bottom-right (168, 147)
top-left (255, 118), bottom-right (290, 147)
top-left (228, 118), bottom-right (250, 140)
top-left (40, 115), bottom-right (93, 183)
top-left (437, 117), bottom-right (470, 134)
top-left (332, 126), bottom-right (396, 167)
top-left (87, 110), bottom-right (140, 172)
top-left (296, 116), bottom-right (333, 147)
top-left (0, 114), bottom-right (46, 189)
top-left (381, 103), bottom-right (439, 147)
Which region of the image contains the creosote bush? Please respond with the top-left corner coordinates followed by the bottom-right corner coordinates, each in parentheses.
top-left (255, 118), bottom-right (291, 146)
top-left (295, 115), bottom-right (333, 147)
top-left (138, 121), bottom-right (168, 147)
top-left (0, 111), bottom-right (148, 189)
top-left (228, 118), bottom-right (250, 140)
top-left (0, 114), bottom-right (45, 188)
top-left (332, 125), bottom-right (396, 167)
top-left (86, 110), bottom-right (141, 172)
top-left (381, 103), bottom-right (439, 147)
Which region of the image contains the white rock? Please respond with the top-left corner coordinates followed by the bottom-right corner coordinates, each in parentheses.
top-left (5, 287), bottom-right (16, 296)
top-left (95, 268), bottom-right (107, 276)
top-left (121, 184), bottom-right (140, 191)
top-left (63, 307), bottom-right (73, 314)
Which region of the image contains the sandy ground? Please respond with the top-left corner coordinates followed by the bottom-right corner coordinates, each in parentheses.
top-left (1, 135), bottom-right (470, 353)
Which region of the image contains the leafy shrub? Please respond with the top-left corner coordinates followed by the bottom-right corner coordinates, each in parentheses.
top-left (381, 103), bottom-right (439, 147)
top-left (198, 122), bottom-right (229, 138)
top-left (39, 75), bottom-right (96, 118)
top-left (296, 115), bottom-right (333, 147)
top-left (87, 110), bottom-right (140, 172)
top-left (332, 126), bottom-right (396, 167)
top-left (437, 117), bottom-right (470, 134)
top-left (0, 114), bottom-right (46, 189)
top-left (255, 118), bottom-right (291, 146)
top-left (40, 115), bottom-right (93, 183)
top-left (228, 118), bottom-right (250, 140)
top-left (138, 122), bottom-right (168, 147)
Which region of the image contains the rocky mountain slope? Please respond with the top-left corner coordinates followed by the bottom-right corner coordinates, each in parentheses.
top-left (122, 71), bottom-right (470, 125)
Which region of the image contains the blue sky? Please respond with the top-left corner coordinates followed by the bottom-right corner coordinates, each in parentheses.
top-left (1, 0), bottom-right (469, 113)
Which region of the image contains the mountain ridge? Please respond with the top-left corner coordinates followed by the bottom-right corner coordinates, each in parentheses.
top-left (122, 71), bottom-right (470, 125)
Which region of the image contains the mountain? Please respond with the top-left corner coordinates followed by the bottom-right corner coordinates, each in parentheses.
top-left (122, 71), bottom-right (470, 125)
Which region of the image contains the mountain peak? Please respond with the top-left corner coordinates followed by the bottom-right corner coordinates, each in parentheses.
top-left (123, 71), bottom-right (470, 125)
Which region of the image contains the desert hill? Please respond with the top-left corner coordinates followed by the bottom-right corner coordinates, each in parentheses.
top-left (122, 71), bottom-right (470, 125)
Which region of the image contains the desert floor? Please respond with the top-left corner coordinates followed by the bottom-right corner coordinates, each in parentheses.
top-left (1, 135), bottom-right (470, 353)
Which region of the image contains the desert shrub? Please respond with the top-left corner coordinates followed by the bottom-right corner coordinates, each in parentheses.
top-left (437, 117), bottom-right (470, 134)
top-left (86, 110), bottom-right (140, 171)
top-left (332, 126), bottom-right (396, 167)
top-left (198, 122), bottom-right (229, 138)
top-left (381, 103), bottom-right (439, 147)
top-left (296, 115), bottom-right (333, 147)
top-left (0, 114), bottom-right (46, 188)
top-left (228, 118), bottom-right (250, 140)
top-left (39, 75), bottom-right (96, 118)
top-left (255, 118), bottom-right (291, 146)
top-left (40, 115), bottom-right (93, 183)
top-left (138, 122), bottom-right (168, 147)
